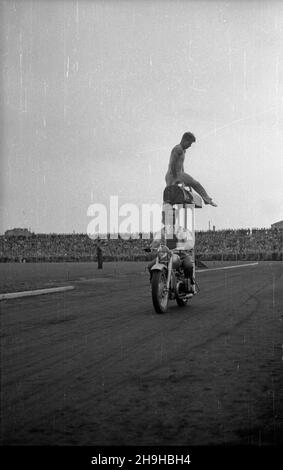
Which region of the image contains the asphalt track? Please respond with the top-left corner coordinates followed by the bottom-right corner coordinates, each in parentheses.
top-left (1, 261), bottom-right (282, 445)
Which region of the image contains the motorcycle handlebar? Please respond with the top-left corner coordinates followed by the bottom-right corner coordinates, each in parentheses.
top-left (144, 244), bottom-right (173, 254)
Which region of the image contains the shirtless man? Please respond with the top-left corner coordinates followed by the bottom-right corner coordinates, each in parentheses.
top-left (165, 132), bottom-right (217, 207)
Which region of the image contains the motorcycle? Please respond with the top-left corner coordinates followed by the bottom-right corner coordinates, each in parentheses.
top-left (147, 184), bottom-right (202, 314)
top-left (149, 244), bottom-right (197, 314)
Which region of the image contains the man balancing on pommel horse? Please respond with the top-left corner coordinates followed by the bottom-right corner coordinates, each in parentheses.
top-left (148, 131), bottom-right (217, 297)
top-left (166, 131), bottom-right (217, 207)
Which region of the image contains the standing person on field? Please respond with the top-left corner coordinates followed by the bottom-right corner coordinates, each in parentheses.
top-left (165, 132), bottom-right (217, 207)
top-left (96, 240), bottom-right (103, 269)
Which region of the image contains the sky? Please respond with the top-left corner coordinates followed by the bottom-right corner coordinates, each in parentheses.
top-left (1, 0), bottom-right (283, 234)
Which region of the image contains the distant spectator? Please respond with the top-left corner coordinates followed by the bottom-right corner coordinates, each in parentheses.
top-left (96, 240), bottom-right (103, 269)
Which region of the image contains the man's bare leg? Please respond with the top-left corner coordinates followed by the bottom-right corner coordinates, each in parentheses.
top-left (166, 171), bottom-right (217, 206)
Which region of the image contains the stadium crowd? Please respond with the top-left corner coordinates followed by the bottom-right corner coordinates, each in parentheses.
top-left (0, 228), bottom-right (282, 262)
top-left (195, 228), bottom-right (282, 261)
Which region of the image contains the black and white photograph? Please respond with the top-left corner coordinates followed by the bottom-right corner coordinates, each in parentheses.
top-left (0, 0), bottom-right (282, 461)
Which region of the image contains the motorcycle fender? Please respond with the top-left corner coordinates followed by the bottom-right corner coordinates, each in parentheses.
top-left (150, 262), bottom-right (167, 272)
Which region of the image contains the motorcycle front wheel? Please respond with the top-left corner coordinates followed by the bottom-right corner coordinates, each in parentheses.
top-left (151, 269), bottom-right (169, 313)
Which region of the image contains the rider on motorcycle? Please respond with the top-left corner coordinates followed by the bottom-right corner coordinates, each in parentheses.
top-left (147, 205), bottom-right (196, 294)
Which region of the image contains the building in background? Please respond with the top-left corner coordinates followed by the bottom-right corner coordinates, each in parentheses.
top-left (5, 228), bottom-right (33, 238)
top-left (271, 221), bottom-right (283, 230)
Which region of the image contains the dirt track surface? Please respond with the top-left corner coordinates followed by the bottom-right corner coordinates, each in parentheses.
top-left (1, 261), bottom-right (283, 445)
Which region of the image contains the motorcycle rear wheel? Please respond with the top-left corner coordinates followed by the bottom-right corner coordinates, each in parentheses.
top-left (151, 270), bottom-right (169, 313)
